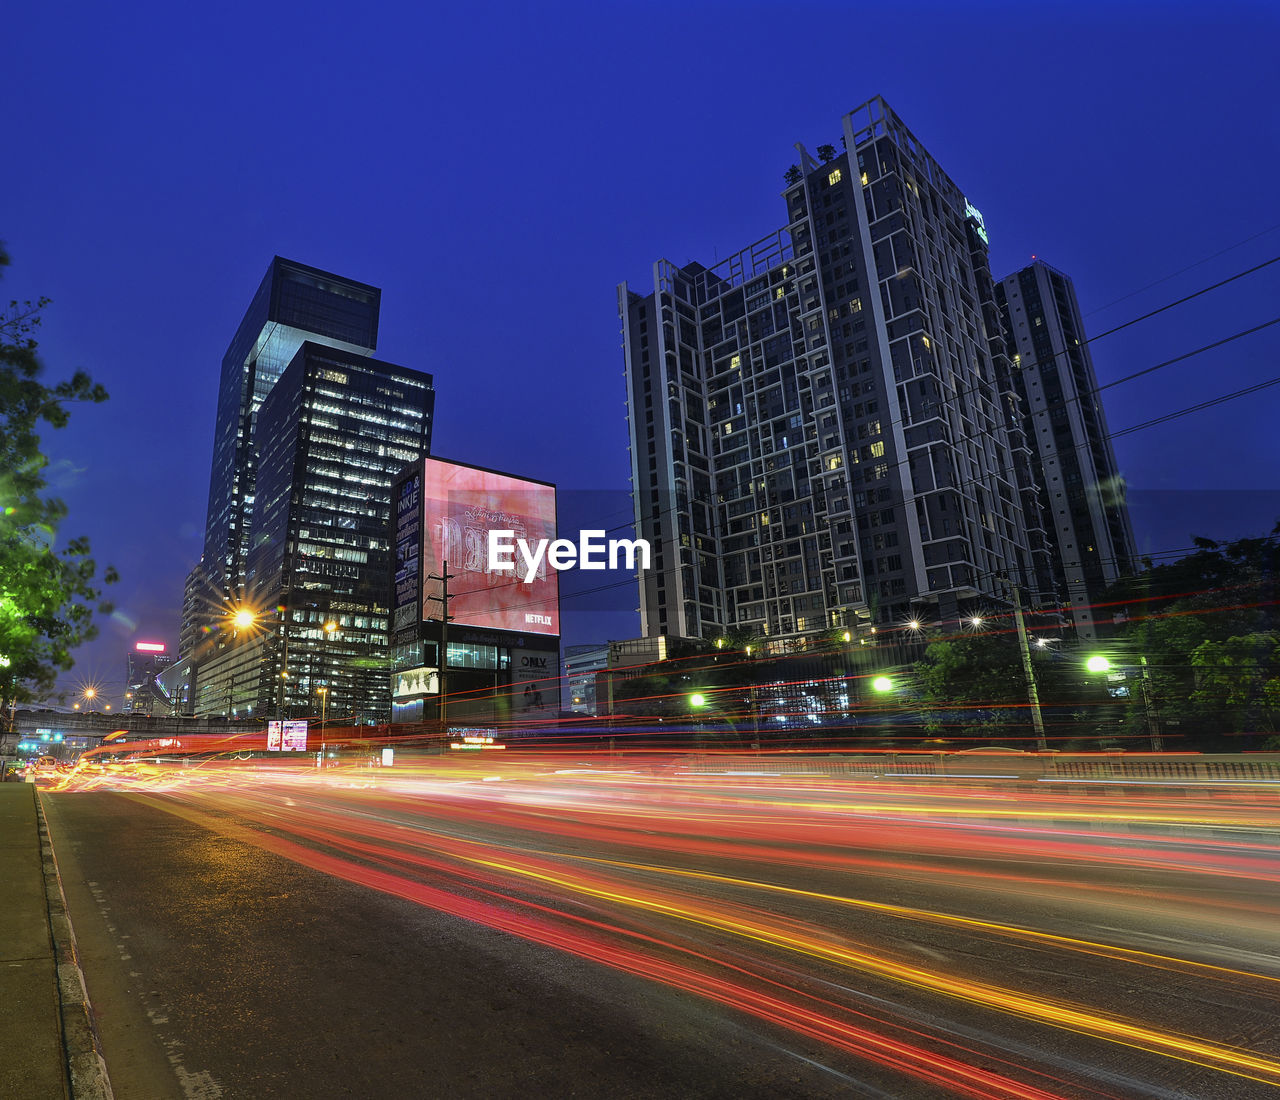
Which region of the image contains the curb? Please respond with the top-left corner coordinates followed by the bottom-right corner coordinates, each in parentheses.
top-left (36, 792), bottom-right (115, 1100)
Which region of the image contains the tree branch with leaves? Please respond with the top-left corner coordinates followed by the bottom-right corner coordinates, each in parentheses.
top-left (0, 243), bottom-right (116, 721)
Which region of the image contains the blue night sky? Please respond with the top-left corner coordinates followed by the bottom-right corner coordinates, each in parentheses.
top-left (4, 0), bottom-right (1279, 701)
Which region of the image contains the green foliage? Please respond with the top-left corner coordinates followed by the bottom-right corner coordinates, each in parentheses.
top-left (816, 144), bottom-right (836, 163)
top-left (1103, 529), bottom-right (1280, 746)
top-left (914, 633), bottom-right (1027, 739)
top-left (1189, 633), bottom-right (1280, 735)
top-left (783, 164), bottom-right (803, 185)
top-left (0, 243), bottom-right (115, 713)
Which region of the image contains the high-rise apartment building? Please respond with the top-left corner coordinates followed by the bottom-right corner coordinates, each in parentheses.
top-left (194, 342), bottom-right (434, 723)
top-left (620, 97), bottom-right (1047, 649)
top-left (995, 261), bottom-right (1137, 641)
top-left (182, 257), bottom-right (381, 653)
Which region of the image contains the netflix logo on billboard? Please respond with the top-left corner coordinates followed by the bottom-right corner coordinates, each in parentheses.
top-left (420, 457), bottom-right (559, 636)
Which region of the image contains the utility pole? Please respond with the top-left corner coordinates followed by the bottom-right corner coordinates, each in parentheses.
top-left (277, 622), bottom-right (290, 720)
top-left (1138, 655), bottom-right (1163, 751)
top-left (1008, 579), bottom-right (1048, 752)
top-left (426, 561), bottom-right (454, 749)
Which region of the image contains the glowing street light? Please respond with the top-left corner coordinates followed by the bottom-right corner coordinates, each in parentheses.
top-left (871, 676), bottom-right (894, 693)
top-left (1086, 655), bottom-right (1111, 673)
top-left (907, 620), bottom-right (921, 630)
top-left (232, 608), bottom-right (256, 631)
top-left (689, 693), bottom-right (708, 708)
top-left (969, 616), bottom-right (983, 628)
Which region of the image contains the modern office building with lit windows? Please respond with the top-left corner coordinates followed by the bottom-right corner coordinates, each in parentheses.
top-left (181, 257), bottom-right (382, 655)
top-left (194, 342), bottom-right (434, 723)
top-left (619, 96), bottom-right (1051, 651)
top-left (995, 261), bottom-right (1137, 642)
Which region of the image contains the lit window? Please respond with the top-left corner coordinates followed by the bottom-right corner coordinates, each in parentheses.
top-left (869, 441), bottom-right (885, 458)
top-left (849, 298), bottom-right (862, 313)
top-left (730, 355), bottom-right (741, 370)
top-left (828, 168), bottom-right (843, 185)
top-left (776, 287), bottom-right (785, 300)
top-left (827, 455), bottom-right (843, 470)
top-left (860, 171), bottom-right (868, 186)
top-left (921, 335), bottom-right (931, 349)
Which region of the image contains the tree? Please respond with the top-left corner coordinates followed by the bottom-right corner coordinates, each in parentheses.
top-left (1189, 633), bottom-right (1280, 736)
top-left (914, 633), bottom-right (1027, 742)
top-left (913, 631), bottom-right (1106, 747)
top-left (784, 165), bottom-right (803, 185)
top-left (1, 243), bottom-right (115, 719)
top-left (816, 144), bottom-right (836, 163)
top-left (1101, 528), bottom-right (1280, 747)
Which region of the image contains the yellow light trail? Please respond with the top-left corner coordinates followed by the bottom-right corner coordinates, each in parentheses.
top-left (449, 847), bottom-right (1280, 1087)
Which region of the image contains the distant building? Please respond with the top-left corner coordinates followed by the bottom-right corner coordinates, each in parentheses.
top-left (195, 342), bottom-right (434, 723)
top-left (563, 644), bottom-right (610, 714)
top-left (619, 96), bottom-right (1046, 651)
top-left (995, 261), bottom-right (1137, 641)
top-left (155, 655), bottom-right (195, 716)
top-left (183, 258), bottom-right (382, 654)
top-left (123, 642), bottom-right (173, 716)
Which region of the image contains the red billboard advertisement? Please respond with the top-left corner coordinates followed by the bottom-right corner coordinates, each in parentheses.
top-left (420, 458), bottom-right (559, 635)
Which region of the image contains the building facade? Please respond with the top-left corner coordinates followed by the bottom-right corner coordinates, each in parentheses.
top-left (196, 342), bottom-right (435, 724)
top-left (563, 643), bottom-right (610, 715)
top-left (183, 258), bottom-right (382, 654)
top-left (620, 96), bottom-right (1047, 651)
top-left (389, 457), bottom-right (561, 732)
top-left (995, 261), bottom-right (1137, 641)
top-left (123, 642), bottom-right (173, 716)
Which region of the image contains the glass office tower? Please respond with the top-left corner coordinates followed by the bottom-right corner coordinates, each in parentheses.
top-left (196, 342), bottom-right (435, 723)
top-left (183, 258), bottom-right (381, 654)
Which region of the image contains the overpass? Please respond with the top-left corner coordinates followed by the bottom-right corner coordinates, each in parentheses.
top-left (4, 710), bottom-right (263, 760)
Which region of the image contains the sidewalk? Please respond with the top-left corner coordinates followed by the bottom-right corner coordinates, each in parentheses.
top-left (0, 781), bottom-right (111, 1099)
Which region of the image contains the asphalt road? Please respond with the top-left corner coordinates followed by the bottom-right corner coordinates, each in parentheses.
top-left (41, 757), bottom-right (1280, 1099)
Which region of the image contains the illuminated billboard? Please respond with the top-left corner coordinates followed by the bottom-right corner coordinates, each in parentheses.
top-left (419, 457), bottom-right (559, 635)
top-left (266, 720), bottom-right (308, 751)
top-left (135, 641), bottom-right (166, 653)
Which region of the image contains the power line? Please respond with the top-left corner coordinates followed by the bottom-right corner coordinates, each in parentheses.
top-left (1112, 374), bottom-right (1280, 438)
top-left (1083, 223), bottom-right (1280, 318)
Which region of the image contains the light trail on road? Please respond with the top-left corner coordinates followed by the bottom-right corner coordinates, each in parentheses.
top-left (53, 754), bottom-right (1280, 1097)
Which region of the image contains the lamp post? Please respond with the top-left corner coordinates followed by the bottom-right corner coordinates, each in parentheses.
top-left (229, 605), bottom-right (292, 720)
top-left (317, 685), bottom-right (329, 766)
top-left (1085, 653), bottom-right (1162, 751)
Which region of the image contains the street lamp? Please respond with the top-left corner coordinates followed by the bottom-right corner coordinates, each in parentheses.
top-left (871, 676), bottom-right (894, 693)
top-left (1084, 653), bottom-right (1161, 751)
top-left (229, 603), bottom-right (293, 719)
